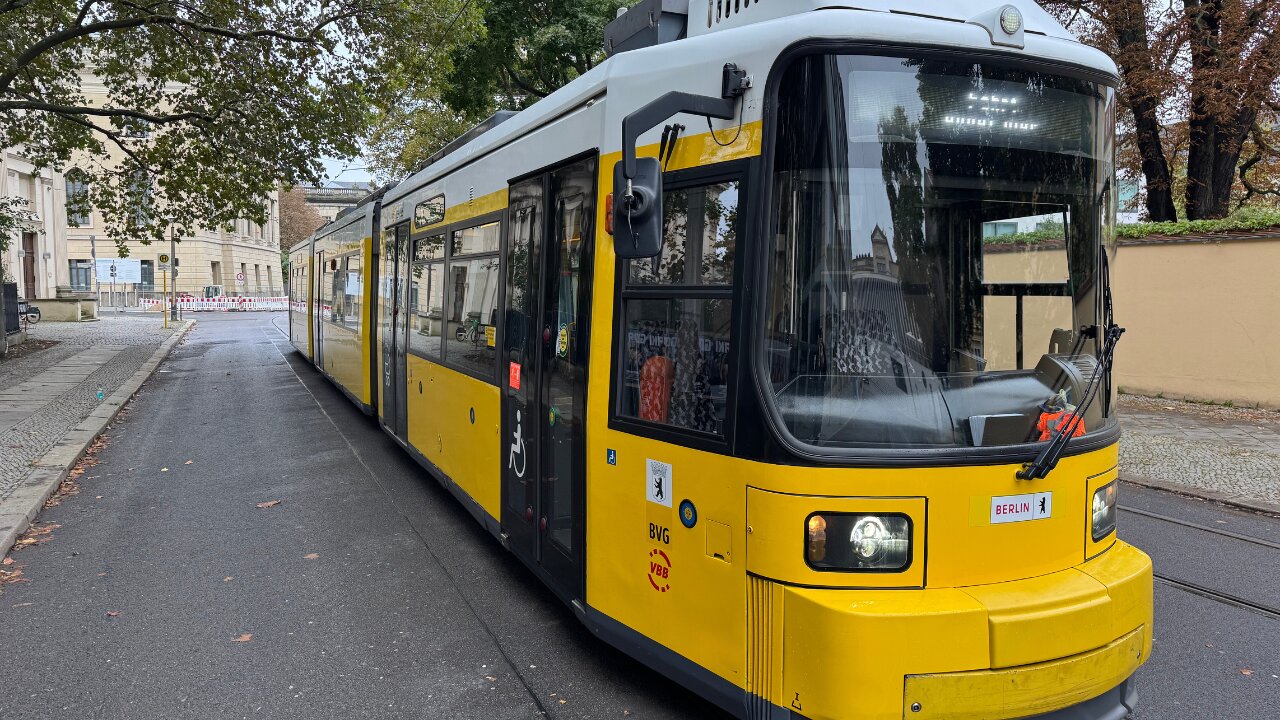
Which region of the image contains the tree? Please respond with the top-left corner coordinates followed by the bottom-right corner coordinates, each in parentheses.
top-left (0, 0), bottom-right (481, 251)
top-left (1044, 1), bottom-right (1280, 220)
top-left (367, 0), bottom-right (624, 177)
top-left (279, 186), bottom-right (327, 252)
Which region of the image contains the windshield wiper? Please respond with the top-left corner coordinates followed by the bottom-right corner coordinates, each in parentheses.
top-left (1017, 254), bottom-right (1124, 481)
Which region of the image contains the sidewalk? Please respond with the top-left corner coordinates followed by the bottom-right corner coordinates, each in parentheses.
top-left (0, 316), bottom-right (189, 551)
top-left (1119, 395), bottom-right (1280, 513)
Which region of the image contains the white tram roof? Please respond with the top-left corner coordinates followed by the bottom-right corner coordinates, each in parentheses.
top-left (382, 1), bottom-right (1115, 210)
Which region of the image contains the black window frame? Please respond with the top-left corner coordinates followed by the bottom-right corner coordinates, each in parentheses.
top-left (404, 208), bottom-right (506, 386)
top-left (608, 160), bottom-right (748, 452)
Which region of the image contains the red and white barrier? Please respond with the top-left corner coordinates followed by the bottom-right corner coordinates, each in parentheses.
top-left (139, 296), bottom-right (289, 312)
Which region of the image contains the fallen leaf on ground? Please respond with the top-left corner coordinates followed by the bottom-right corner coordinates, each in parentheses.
top-left (303, 553), bottom-right (319, 560)
top-left (184, 460), bottom-right (194, 465)
top-left (0, 566), bottom-right (27, 587)
top-left (558, 699), bottom-right (566, 705)
top-left (106, 611), bottom-right (120, 617)
top-left (256, 500), bottom-right (281, 509)
top-left (160, 467), bottom-right (169, 472)
top-left (232, 633), bottom-right (253, 643)
top-left (1241, 668), bottom-right (1254, 676)
top-left (13, 523), bottom-right (60, 550)
top-left (484, 676), bottom-right (496, 682)
top-left (224, 576), bottom-right (234, 582)
top-left (2, 557), bottom-right (12, 565)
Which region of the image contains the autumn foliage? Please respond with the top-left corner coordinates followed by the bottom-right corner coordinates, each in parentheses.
top-left (1042, 1), bottom-right (1280, 220)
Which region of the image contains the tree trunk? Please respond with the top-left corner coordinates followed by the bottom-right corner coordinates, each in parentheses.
top-left (1206, 107), bottom-right (1257, 217)
top-left (1113, 0), bottom-right (1178, 221)
top-left (1184, 0), bottom-right (1225, 220)
top-left (1132, 95), bottom-right (1179, 221)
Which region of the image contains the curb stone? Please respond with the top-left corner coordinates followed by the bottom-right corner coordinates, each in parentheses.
top-left (1122, 473), bottom-right (1280, 517)
top-left (0, 320), bottom-right (196, 558)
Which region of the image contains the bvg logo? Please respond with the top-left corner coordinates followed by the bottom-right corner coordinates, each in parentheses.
top-left (648, 548), bottom-right (671, 593)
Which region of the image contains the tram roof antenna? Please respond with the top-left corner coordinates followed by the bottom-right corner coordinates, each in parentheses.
top-left (604, 0), bottom-right (690, 57)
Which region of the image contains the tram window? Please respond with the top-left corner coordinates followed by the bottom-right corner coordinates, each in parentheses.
top-left (445, 255), bottom-right (500, 378)
top-left (621, 298), bottom-right (732, 434)
top-left (343, 254), bottom-right (362, 332)
top-left (629, 181), bottom-right (738, 286)
top-left (409, 234), bottom-right (445, 359)
top-left (451, 221), bottom-right (500, 256)
top-left (981, 209), bottom-right (1072, 371)
top-left (617, 178), bottom-right (740, 437)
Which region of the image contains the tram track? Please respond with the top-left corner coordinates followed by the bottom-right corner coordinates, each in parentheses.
top-left (1119, 505), bottom-right (1280, 551)
top-left (1120, 504), bottom-right (1280, 620)
top-left (1152, 574), bottom-right (1280, 620)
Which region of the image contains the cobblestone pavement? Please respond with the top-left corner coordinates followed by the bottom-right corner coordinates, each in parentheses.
top-left (0, 317), bottom-right (177, 503)
top-left (1119, 395), bottom-right (1280, 509)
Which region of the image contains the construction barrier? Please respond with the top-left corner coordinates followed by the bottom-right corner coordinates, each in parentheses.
top-left (139, 296), bottom-right (289, 312)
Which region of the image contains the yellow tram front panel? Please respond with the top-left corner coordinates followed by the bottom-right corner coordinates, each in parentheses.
top-left (584, 423), bottom-right (1150, 720)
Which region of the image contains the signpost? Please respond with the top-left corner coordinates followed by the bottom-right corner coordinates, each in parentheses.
top-left (158, 253), bottom-right (171, 328)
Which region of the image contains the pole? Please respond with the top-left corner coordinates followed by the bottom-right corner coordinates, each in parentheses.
top-left (162, 268), bottom-right (168, 329)
top-left (169, 228), bottom-right (177, 322)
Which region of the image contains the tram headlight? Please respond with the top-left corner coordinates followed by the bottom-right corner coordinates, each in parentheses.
top-left (1091, 481), bottom-right (1118, 541)
top-left (805, 513), bottom-right (911, 571)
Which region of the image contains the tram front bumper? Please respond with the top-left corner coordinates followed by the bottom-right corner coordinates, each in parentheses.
top-left (776, 541), bottom-right (1152, 720)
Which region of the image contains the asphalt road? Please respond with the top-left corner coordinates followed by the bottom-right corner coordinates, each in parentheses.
top-left (0, 314), bottom-right (1277, 719)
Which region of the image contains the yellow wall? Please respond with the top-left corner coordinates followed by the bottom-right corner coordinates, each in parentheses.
top-left (1111, 237), bottom-right (1280, 408)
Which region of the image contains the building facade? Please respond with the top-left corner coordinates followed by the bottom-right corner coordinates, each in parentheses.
top-left (304, 182), bottom-right (372, 222)
top-left (2, 147), bottom-right (69, 301)
top-left (63, 200), bottom-right (281, 299)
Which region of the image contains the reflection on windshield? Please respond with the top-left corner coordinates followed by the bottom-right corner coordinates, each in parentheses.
top-left (765, 54), bottom-right (1117, 450)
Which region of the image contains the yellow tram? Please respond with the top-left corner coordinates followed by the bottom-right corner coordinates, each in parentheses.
top-left (288, 2), bottom-right (1153, 717)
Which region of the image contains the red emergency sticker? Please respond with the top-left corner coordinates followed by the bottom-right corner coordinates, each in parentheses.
top-left (509, 362), bottom-right (521, 390)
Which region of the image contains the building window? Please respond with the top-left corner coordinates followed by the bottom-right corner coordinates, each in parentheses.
top-left (211, 261), bottom-right (223, 289)
top-left (69, 260), bottom-right (93, 291)
top-left (65, 170), bottom-right (91, 227)
top-left (618, 179), bottom-right (739, 436)
top-left (140, 260), bottom-right (154, 291)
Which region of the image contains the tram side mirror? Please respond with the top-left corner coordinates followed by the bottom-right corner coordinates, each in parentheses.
top-left (612, 158), bottom-right (663, 259)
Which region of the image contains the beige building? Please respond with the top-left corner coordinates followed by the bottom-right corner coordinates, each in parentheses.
top-left (2, 147), bottom-right (69, 301)
top-left (304, 183), bottom-right (372, 222)
top-left (49, 72), bottom-right (282, 300)
top-left (63, 199), bottom-right (281, 299)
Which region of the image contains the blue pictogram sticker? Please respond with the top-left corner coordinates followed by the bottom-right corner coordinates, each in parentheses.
top-left (607, 449), bottom-right (617, 466)
top-left (679, 499), bottom-right (697, 529)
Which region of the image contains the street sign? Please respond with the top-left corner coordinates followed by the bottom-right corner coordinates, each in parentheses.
top-left (158, 253), bottom-right (171, 271)
top-left (235, 272), bottom-right (246, 286)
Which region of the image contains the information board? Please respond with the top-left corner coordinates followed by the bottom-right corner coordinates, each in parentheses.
top-left (95, 258), bottom-right (143, 283)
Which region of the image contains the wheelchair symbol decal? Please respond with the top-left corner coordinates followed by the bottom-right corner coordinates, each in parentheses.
top-left (509, 410), bottom-right (527, 478)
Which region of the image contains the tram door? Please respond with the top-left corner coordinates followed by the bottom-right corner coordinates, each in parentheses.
top-left (501, 156), bottom-right (596, 600)
top-left (380, 223), bottom-right (410, 437)
top-left (313, 250), bottom-right (324, 370)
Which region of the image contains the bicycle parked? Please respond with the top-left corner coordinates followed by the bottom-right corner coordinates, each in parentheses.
top-left (16, 299), bottom-right (40, 330)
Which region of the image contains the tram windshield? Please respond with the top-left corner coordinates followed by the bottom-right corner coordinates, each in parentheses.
top-left (764, 53), bottom-right (1118, 451)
